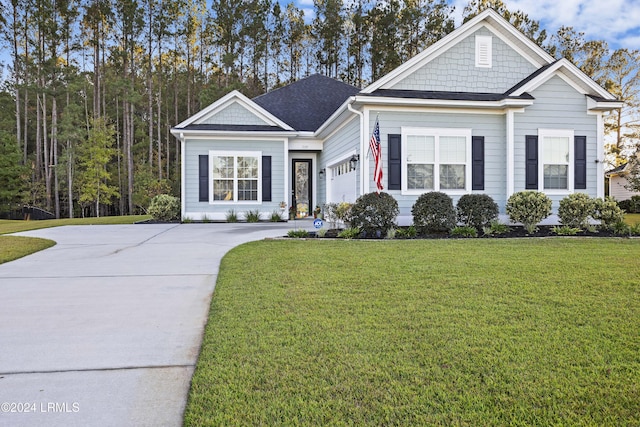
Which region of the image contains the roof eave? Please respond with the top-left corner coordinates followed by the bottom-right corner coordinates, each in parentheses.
top-left (352, 95), bottom-right (534, 109)
top-left (170, 128), bottom-right (298, 139)
top-left (587, 97), bottom-right (624, 111)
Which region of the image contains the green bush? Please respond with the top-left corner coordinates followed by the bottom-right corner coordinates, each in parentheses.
top-left (270, 210), bottom-right (283, 222)
top-left (337, 227), bottom-right (361, 239)
top-left (226, 209), bottom-right (238, 223)
top-left (395, 225), bottom-right (417, 239)
top-left (551, 225), bottom-right (581, 236)
top-left (287, 229), bottom-right (309, 238)
top-left (630, 195), bottom-right (640, 213)
top-left (456, 194), bottom-right (499, 231)
top-left (450, 226), bottom-right (478, 238)
top-left (148, 194), bottom-right (180, 221)
top-left (412, 192), bottom-right (456, 234)
top-left (245, 209), bottom-right (261, 222)
top-left (506, 191), bottom-right (552, 234)
top-left (482, 220), bottom-right (510, 236)
top-left (594, 197), bottom-right (625, 230)
top-left (349, 192), bottom-right (399, 237)
top-left (558, 193), bottom-right (596, 229)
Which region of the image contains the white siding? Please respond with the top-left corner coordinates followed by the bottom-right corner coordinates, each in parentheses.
top-left (319, 117), bottom-right (360, 207)
top-left (610, 175), bottom-right (640, 201)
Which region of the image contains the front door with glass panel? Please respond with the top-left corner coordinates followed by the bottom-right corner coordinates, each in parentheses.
top-left (292, 159), bottom-right (312, 218)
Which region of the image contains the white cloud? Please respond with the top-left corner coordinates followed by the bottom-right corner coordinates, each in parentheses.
top-left (447, 0), bottom-right (640, 50)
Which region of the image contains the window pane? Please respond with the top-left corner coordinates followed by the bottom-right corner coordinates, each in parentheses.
top-left (213, 156), bottom-right (234, 179)
top-left (407, 135), bottom-right (435, 163)
top-left (237, 156), bottom-right (258, 178)
top-left (439, 136), bottom-right (466, 163)
top-left (407, 164), bottom-right (434, 189)
top-left (440, 164), bottom-right (465, 189)
top-left (543, 137), bottom-right (569, 163)
top-left (238, 179), bottom-right (258, 201)
top-left (213, 179), bottom-right (234, 200)
top-left (544, 165), bottom-right (568, 189)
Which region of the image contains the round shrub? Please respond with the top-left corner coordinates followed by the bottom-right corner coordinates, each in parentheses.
top-left (558, 193), bottom-right (596, 229)
top-left (593, 196), bottom-right (625, 230)
top-left (349, 192), bottom-right (399, 237)
top-left (411, 191), bottom-right (456, 234)
top-left (456, 194), bottom-right (499, 231)
top-left (148, 194), bottom-right (180, 221)
top-left (506, 191), bottom-right (552, 234)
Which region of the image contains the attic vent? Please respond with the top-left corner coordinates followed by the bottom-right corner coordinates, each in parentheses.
top-left (475, 36), bottom-right (492, 68)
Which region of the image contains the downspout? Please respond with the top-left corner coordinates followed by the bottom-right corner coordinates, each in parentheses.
top-left (347, 98), bottom-right (365, 197)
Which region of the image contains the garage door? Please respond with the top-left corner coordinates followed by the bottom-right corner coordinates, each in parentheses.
top-left (329, 160), bottom-right (357, 203)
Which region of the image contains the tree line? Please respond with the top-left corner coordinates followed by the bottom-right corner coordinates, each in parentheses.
top-left (0, 0), bottom-right (638, 218)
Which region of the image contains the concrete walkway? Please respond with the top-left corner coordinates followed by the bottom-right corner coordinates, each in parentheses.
top-left (0, 222), bottom-right (311, 427)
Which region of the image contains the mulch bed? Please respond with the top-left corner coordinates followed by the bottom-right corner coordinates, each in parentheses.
top-left (309, 226), bottom-right (620, 239)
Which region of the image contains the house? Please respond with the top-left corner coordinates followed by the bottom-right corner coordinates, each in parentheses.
top-left (171, 9), bottom-right (622, 223)
top-left (606, 163), bottom-right (640, 201)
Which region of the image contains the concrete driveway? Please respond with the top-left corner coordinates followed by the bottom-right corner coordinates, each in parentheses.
top-left (0, 222), bottom-right (308, 427)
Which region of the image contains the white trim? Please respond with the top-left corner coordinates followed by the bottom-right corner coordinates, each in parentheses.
top-left (596, 113), bottom-right (605, 198)
top-left (283, 139), bottom-right (289, 210)
top-left (537, 128), bottom-right (574, 194)
top-left (208, 150), bottom-right (262, 204)
top-left (400, 127), bottom-right (472, 195)
top-left (354, 95), bottom-right (534, 110)
top-left (180, 138), bottom-right (186, 220)
top-left (506, 110), bottom-right (515, 199)
top-left (363, 109), bottom-right (370, 194)
top-left (475, 35), bottom-right (492, 68)
top-left (587, 97), bottom-right (624, 111)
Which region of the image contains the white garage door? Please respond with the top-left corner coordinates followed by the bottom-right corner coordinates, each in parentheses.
top-left (329, 160), bottom-right (357, 203)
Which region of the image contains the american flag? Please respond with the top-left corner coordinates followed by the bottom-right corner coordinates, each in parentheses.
top-left (369, 118), bottom-right (383, 193)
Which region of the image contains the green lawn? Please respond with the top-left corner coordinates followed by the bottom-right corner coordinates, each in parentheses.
top-left (186, 239), bottom-right (640, 426)
top-left (0, 215), bottom-right (150, 235)
top-left (0, 236), bottom-right (56, 264)
top-left (0, 215), bottom-right (150, 264)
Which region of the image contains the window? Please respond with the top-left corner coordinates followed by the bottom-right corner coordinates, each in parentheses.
top-left (475, 35), bottom-right (492, 68)
top-left (402, 128), bottom-right (471, 194)
top-left (539, 129), bottom-right (573, 192)
top-left (210, 151), bottom-right (261, 202)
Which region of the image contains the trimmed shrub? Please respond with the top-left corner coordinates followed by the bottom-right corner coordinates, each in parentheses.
top-left (558, 193), bottom-right (596, 229)
top-left (506, 191), bottom-right (552, 234)
top-left (593, 197), bottom-right (625, 229)
top-left (148, 194), bottom-right (180, 221)
top-left (630, 195), bottom-right (640, 213)
top-left (456, 194), bottom-right (499, 231)
top-left (412, 192), bottom-right (456, 234)
top-left (349, 192), bottom-right (399, 237)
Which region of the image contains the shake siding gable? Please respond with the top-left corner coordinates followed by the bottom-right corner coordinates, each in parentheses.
top-left (199, 102), bottom-right (271, 126)
top-left (391, 27), bottom-right (538, 93)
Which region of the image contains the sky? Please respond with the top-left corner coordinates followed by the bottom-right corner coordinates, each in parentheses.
top-left (290, 0), bottom-right (640, 51)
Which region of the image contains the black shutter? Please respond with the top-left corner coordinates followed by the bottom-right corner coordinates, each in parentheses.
top-left (472, 136), bottom-right (485, 190)
top-left (525, 135), bottom-right (538, 189)
top-left (262, 156), bottom-right (272, 201)
top-left (574, 136), bottom-right (587, 190)
top-left (388, 134), bottom-right (402, 190)
top-left (198, 155), bottom-right (208, 202)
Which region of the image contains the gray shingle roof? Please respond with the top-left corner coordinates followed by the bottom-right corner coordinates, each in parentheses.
top-left (364, 89), bottom-right (534, 102)
top-left (253, 74), bottom-right (360, 132)
top-left (179, 124), bottom-right (287, 132)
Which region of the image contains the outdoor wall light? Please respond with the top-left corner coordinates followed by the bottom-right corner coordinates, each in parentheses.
top-left (349, 154), bottom-right (360, 170)
top-left (319, 168), bottom-right (326, 175)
